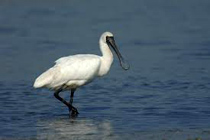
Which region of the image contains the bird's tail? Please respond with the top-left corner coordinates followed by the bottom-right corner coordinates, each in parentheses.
top-left (33, 68), bottom-right (54, 88)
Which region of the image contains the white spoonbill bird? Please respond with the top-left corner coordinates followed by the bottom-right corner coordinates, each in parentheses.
top-left (33, 32), bottom-right (129, 116)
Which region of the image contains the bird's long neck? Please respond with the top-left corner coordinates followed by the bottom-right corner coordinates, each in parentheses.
top-left (99, 40), bottom-right (113, 59)
top-left (98, 39), bottom-right (114, 76)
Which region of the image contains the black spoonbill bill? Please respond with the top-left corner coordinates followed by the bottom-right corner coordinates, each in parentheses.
top-left (33, 32), bottom-right (130, 117)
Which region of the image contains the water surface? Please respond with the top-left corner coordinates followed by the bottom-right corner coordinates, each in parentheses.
top-left (1, 0), bottom-right (210, 139)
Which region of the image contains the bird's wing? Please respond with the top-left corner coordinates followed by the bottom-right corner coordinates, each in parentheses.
top-left (34, 54), bottom-right (101, 89)
top-left (49, 54), bottom-right (101, 86)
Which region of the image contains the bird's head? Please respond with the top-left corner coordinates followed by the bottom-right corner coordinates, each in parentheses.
top-left (100, 32), bottom-right (114, 43)
top-left (101, 31), bottom-right (130, 70)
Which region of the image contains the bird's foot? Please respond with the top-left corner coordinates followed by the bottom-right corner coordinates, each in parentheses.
top-left (69, 107), bottom-right (79, 118)
top-left (71, 108), bottom-right (79, 117)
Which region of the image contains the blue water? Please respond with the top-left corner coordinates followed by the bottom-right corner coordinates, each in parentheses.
top-left (1, 0), bottom-right (210, 139)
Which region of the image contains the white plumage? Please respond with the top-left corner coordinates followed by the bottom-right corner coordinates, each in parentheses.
top-left (34, 54), bottom-right (101, 90)
top-left (33, 32), bottom-right (129, 116)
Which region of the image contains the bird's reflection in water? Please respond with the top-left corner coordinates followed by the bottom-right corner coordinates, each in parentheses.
top-left (36, 117), bottom-right (118, 140)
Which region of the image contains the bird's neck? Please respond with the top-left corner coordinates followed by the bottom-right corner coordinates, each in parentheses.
top-left (99, 40), bottom-right (113, 59)
top-left (98, 40), bottom-right (114, 76)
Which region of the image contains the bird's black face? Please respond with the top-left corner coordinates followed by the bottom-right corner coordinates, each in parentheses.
top-left (106, 36), bottom-right (130, 70)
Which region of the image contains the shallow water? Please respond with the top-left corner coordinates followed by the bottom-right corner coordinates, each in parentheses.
top-left (1, 0), bottom-right (210, 139)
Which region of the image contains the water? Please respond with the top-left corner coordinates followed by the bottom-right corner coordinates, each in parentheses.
top-left (0, 0), bottom-right (210, 139)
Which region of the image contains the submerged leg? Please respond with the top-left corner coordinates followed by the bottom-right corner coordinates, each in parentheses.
top-left (54, 89), bottom-right (78, 116)
top-left (69, 88), bottom-right (78, 116)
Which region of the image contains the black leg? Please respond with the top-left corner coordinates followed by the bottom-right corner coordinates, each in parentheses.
top-left (70, 88), bottom-right (76, 105)
top-left (69, 88), bottom-right (78, 116)
top-left (54, 89), bottom-right (78, 116)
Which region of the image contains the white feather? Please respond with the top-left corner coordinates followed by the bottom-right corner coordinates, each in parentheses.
top-left (34, 54), bottom-right (101, 90)
top-left (34, 32), bottom-right (117, 90)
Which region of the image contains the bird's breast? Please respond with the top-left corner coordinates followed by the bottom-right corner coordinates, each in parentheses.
top-left (98, 57), bottom-right (113, 77)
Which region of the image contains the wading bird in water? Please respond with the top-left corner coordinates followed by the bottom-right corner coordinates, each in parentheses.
top-left (33, 32), bottom-right (129, 117)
